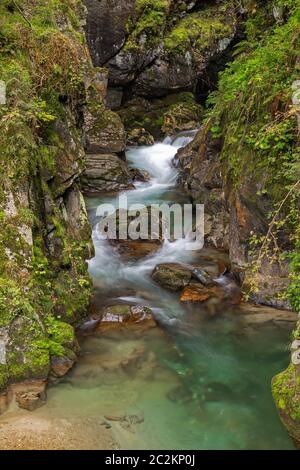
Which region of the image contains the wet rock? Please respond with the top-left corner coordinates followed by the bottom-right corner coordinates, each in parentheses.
top-left (81, 154), bottom-right (134, 193)
top-left (127, 128), bottom-right (155, 146)
top-left (180, 282), bottom-right (224, 303)
top-left (13, 380), bottom-right (47, 411)
top-left (83, 108), bottom-right (126, 155)
top-left (190, 267), bottom-right (214, 286)
top-left (97, 304), bottom-right (157, 331)
top-left (151, 262), bottom-right (216, 293)
top-left (101, 206), bottom-right (165, 242)
top-left (151, 263), bottom-right (192, 291)
top-left (78, 318), bottom-right (101, 335)
top-left (238, 303), bottom-right (298, 328)
top-left (129, 167), bottom-right (151, 183)
top-left (50, 356), bottom-right (75, 379)
top-left (110, 240), bottom-right (161, 260)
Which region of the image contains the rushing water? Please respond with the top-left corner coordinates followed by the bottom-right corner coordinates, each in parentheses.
top-left (4, 133), bottom-right (293, 449)
top-left (81, 133), bottom-right (293, 449)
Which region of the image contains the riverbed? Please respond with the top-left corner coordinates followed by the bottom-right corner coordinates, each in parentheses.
top-left (0, 135), bottom-right (294, 450)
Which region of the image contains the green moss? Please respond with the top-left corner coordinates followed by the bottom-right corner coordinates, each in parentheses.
top-left (164, 4), bottom-right (233, 53)
top-left (125, 0), bottom-right (170, 49)
top-left (119, 92), bottom-right (203, 138)
top-left (0, 0), bottom-right (93, 393)
top-left (272, 364), bottom-right (300, 421)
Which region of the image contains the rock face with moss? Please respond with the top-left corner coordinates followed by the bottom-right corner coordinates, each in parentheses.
top-left (83, 0), bottom-right (238, 139)
top-left (0, 0), bottom-right (124, 408)
top-left (173, 1), bottom-right (300, 445)
top-left (85, 0), bottom-right (237, 96)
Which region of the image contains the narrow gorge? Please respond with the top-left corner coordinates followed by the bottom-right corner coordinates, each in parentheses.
top-left (0, 0), bottom-right (299, 450)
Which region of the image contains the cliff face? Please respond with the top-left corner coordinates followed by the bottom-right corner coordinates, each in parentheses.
top-left (84, 0), bottom-right (238, 96)
top-left (0, 0), bottom-right (125, 409)
top-left (172, 1), bottom-right (300, 445)
top-left (83, 0), bottom-right (239, 139)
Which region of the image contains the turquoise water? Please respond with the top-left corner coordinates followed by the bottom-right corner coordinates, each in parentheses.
top-left (11, 136), bottom-right (293, 450)
top-left (37, 135), bottom-right (294, 449)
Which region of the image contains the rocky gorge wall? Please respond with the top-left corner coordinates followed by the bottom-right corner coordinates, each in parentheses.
top-left (0, 0), bottom-right (128, 411)
top-left (171, 1), bottom-right (300, 446)
top-left (83, 0), bottom-right (241, 140)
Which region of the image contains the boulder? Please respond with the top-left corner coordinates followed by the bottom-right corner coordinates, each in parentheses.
top-left (97, 304), bottom-right (157, 331)
top-left (151, 263), bottom-right (192, 291)
top-left (81, 154), bottom-right (134, 193)
top-left (127, 128), bottom-right (155, 146)
top-left (84, 108), bottom-right (126, 155)
top-left (151, 262), bottom-right (216, 292)
top-left (98, 206), bottom-right (165, 242)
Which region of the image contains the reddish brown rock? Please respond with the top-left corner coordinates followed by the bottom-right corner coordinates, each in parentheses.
top-left (180, 283), bottom-right (224, 303)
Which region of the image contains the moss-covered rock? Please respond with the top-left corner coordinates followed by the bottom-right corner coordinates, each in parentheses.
top-left (272, 359), bottom-right (300, 448)
top-left (0, 0), bottom-right (111, 402)
top-left (84, 0), bottom-right (238, 97)
top-left (119, 92), bottom-right (203, 139)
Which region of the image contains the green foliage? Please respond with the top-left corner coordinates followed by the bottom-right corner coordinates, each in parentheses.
top-left (287, 235), bottom-right (300, 313)
top-left (0, 0), bottom-right (92, 391)
top-left (206, 2), bottom-right (300, 304)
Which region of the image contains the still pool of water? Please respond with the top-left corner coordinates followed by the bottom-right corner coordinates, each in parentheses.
top-left (39, 317), bottom-right (293, 449)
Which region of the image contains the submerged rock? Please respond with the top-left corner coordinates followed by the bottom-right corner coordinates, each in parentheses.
top-left (97, 304), bottom-right (157, 331)
top-left (238, 303), bottom-right (298, 328)
top-left (203, 381), bottom-right (235, 403)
